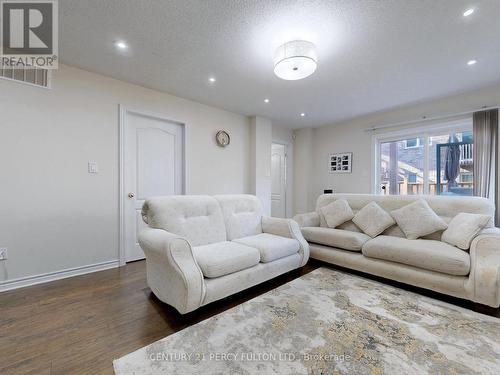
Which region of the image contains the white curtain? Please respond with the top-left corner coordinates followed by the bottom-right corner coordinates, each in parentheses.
top-left (473, 109), bottom-right (499, 225)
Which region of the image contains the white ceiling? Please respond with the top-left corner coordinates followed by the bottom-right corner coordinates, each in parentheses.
top-left (60, 0), bottom-right (500, 128)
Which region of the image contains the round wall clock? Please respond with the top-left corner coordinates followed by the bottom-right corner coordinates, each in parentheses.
top-left (215, 130), bottom-right (230, 147)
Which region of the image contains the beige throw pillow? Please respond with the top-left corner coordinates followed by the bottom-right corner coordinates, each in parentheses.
top-left (353, 202), bottom-right (396, 238)
top-left (390, 200), bottom-right (447, 240)
top-left (441, 213), bottom-right (491, 250)
top-left (320, 199), bottom-right (354, 228)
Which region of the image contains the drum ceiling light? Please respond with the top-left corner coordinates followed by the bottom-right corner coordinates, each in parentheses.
top-left (274, 40), bottom-right (317, 81)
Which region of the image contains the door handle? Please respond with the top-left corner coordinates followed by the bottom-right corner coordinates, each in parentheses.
top-left (128, 192), bottom-right (135, 198)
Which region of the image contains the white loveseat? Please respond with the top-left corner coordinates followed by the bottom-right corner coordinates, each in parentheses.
top-left (294, 194), bottom-right (500, 307)
top-left (139, 194), bottom-right (309, 314)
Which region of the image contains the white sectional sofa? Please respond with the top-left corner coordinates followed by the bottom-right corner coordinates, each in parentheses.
top-left (294, 194), bottom-right (500, 307)
top-left (139, 194), bottom-right (309, 314)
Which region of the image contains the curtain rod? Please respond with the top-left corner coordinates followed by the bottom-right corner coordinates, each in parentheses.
top-left (365, 105), bottom-right (500, 132)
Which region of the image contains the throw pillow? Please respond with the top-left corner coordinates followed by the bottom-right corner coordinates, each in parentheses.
top-left (441, 213), bottom-right (491, 250)
top-left (390, 200), bottom-right (447, 240)
top-left (320, 199), bottom-right (354, 228)
top-left (353, 202), bottom-right (396, 238)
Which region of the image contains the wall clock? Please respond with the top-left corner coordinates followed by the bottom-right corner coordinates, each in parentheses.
top-left (215, 130), bottom-right (230, 147)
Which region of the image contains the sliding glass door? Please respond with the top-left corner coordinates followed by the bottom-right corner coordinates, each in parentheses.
top-left (432, 133), bottom-right (473, 195)
top-left (375, 121), bottom-right (473, 196)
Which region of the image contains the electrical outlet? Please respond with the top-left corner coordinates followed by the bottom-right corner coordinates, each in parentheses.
top-left (0, 248), bottom-right (7, 260)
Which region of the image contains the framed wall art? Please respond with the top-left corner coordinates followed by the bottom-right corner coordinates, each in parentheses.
top-left (329, 152), bottom-right (352, 173)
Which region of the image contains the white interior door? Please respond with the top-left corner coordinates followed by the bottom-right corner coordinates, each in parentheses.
top-left (271, 143), bottom-right (286, 218)
top-left (123, 109), bottom-right (184, 262)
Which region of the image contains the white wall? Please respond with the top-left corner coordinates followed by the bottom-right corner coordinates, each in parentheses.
top-left (296, 82), bottom-right (500, 212)
top-left (272, 126), bottom-right (294, 217)
top-left (249, 116), bottom-right (272, 215)
top-left (293, 128), bottom-right (314, 214)
top-left (0, 64), bottom-right (251, 283)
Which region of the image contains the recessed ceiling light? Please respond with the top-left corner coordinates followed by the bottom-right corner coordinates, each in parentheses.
top-left (463, 8), bottom-right (474, 17)
top-left (115, 41), bottom-right (127, 50)
top-left (264, 98), bottom-right (270, 103)
top-left (467, 60), bottom-right (477, 66)
top-left (208, 77), bottom-right (216, 83)
top-left (300, 112), bottom-right (306, 117)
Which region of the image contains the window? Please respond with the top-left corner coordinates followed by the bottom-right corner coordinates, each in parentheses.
top-left (375, 119), bottom-right (473, 196)
top-left (408, 173), bottom-right (417, 183)
top-left (462, 131), bottom-right (473, 143)
top-left (404, 138), bottom-right (421, 149)
top-left (461, 173), bottom-right (473, 183)
top-left (379, 138), bottom-right (424, 195)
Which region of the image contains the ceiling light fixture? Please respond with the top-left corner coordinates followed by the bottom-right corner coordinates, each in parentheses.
top-left (115, 41), bottom-right (128, 50)
top-left (463, 8), bottom-right (474, 17)
top-left (209, 77), bottom-right (216, 83)
top-left (264, 98), bottom-right (270, 103)
top-left (467, 60), bottom-right (477, 66)
top-left (300, 112), bottom-right (306, 117)
top-left (274, 40), bottom-right (317, 81)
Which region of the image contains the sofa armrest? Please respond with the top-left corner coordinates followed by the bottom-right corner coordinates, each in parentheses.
top-left (261, 216), bottom-right (310, 267)
top-left (293, 212), bottom-right (320, 228)
top-left (138, 228), bottom-right (205, 314)
top-left (466, 228), bottom-right (500, 307)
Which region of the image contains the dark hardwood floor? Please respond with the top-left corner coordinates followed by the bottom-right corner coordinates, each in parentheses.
top-left (0, 260), bottom-right (319, 375)
top-left (1, 259), bottom-right (498, 375)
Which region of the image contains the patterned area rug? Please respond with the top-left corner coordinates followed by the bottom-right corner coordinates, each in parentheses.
top-left (114, 268), bottom-right (500, 374)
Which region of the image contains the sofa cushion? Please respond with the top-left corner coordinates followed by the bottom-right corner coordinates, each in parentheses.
top-left (214, 195), bottom-right (263, 240)
top-left (336, 221), bottom-right (363, 232)
top-left (362, 236), bottom-right (470, 276)
top-left (301, 227), bottom-right (371, 252)
top-left (382, 224), bottom-right (448, 241)
top-left (192, 241), bottom-right (260, 278)
top-left (441, 213), bottom-right (491, 250)
top-left (233, 233), bottom-right (300, 263)
top-left (141, 195), bottom-right (227, 246)
top-left (320, 199), bottom-right (354, 228)
top-left (390, 200), bottom-right (448, 240)
top-left (353, 202), bottom-right (396, 238)
top-left (316, 194), bottom-right (494, 227)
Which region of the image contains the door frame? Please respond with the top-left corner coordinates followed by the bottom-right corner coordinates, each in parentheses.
top-left (118, 105), bottom-right (188, 266)
top-left (271, 140), bottom-right (292, 217)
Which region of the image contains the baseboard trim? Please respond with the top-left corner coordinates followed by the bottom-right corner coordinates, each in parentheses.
top-left (0, 260), bottom-right (120, 292)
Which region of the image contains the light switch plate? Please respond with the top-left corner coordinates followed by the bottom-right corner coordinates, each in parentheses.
top-left (0, 248), bottom-right (7, 260)
top-left (88, 161), bottom-right (98, 174)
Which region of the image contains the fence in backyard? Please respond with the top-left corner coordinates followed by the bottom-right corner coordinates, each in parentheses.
top-left (381, 181), bottom-right (473, 195)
